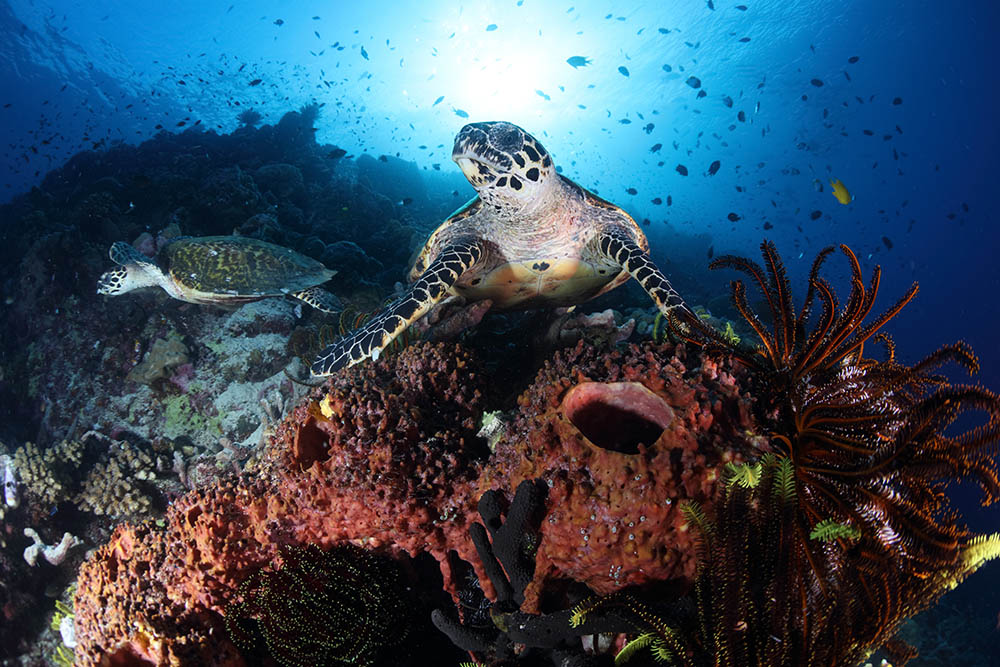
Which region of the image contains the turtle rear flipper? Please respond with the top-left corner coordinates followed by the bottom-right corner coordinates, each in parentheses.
top-left (293, 286), bottom-right (343, 314)
top-left (311, 241), bottom-right (485, 376)
top-left (595, 230), bottom-right (695, 332)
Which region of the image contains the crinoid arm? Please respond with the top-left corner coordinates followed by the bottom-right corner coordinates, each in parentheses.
top-left (311, 240), bottom-right (484, 375)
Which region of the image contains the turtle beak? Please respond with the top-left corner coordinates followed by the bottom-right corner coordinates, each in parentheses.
top-left (455, 157), bottom-right (480, 182)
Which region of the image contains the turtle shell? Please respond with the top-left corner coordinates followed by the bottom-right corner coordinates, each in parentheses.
top-left (161, 236), bottom-right (334, 298)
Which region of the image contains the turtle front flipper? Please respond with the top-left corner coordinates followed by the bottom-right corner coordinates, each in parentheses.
top-left (293, 287), bottom-right (343, 314)
top-left (311, 241), bottom-right (485, 376)
top-left (594, 231), bottom-right (696, 331)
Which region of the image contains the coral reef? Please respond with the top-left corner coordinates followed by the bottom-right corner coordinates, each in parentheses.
top-left (70, 337), bottom-right (752, 665)
top-left (126, 331), bottom-right (189, 386)
top-left (478, 339), bottom-right (757, 610)
top-left (72, 342), bottom-right (488, 665)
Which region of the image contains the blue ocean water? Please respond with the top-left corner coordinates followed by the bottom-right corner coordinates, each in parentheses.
top-left (1, 0), bottom-right (999, 664)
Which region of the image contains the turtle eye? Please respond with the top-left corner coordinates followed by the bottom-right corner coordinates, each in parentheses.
top-left (490, 124), bottom-right (523, 152)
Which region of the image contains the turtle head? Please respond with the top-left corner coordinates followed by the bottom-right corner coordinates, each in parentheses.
top-left (97, 242), bottom-right (161, 295)
top-left (453, 121), bottom-right (555, 210)
top-left (96, 267), bottom-right (133, 295)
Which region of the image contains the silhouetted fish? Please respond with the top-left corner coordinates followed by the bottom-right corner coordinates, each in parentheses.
top-left (433, 95), bottom-right (444, 106)
top-left (618, 66), bottom-right (630, 77)
top-left (686, 76), bottom-right (702, 88)
top-left (566, 56), bottom-right (591, 68)
top-left (486, 24), bottom-right (498, 31)
top-left (454, 109), bottom-right (469, 118)
top-left (650, 143), bottom-right (662, 152)
top-left (727, 212), bottom-right (740, 221)
top-left (708, 160), bottom-right (720, 175)
top-left (676, 164), bottom-right (688, 176)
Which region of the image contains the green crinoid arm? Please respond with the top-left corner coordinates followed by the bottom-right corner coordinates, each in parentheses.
top-left (310, 241), bottom-right (484, 376)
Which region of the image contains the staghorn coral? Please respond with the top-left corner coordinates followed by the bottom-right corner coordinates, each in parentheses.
top-left (225, 543), bottom-right (413, 667)
top-left (477, 338), bottom-right (758, 611)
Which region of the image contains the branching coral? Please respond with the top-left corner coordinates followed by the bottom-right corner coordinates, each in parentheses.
top-left (74, 438), bottom-right (156, 518)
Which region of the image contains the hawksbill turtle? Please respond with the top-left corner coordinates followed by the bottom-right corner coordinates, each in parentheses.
top-left (97, 235), bottom-right (342, 313)
top-left (311, 121), bottom-right (694, 376)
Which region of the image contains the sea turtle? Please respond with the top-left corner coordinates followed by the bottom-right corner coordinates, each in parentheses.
top-left (97, 235), bottom-right (342, 313)
top-left (310, 121), bottom-right (694, 376)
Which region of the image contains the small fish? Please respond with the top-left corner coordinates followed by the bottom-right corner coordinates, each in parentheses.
top-left (626, 187), bottom-right (638, 195)
top-left (619, 118), bottom-right (632, 124)
top-left (686, 76), bottom-right (702, 89)
top-left (763, 221), bottom-right (773, 229)
top-left (433, 95), bottom-right (444, 106)
top-left (810, 210), bottom-right (822, 220)
top-left (662, 64), bottom-right (672, 72)
top-left (848, 55), bottom-right (859, 63)
top-left (618, 66), bottom-right (630, 77)
top-left (882, 236), bottom-right (893, 250)
top-left (658, 28), bottom-right (670, 34)
top-left (667, 195), bottom-right (673, 206)
top-left (892, 97), bottom-right (902, 105)
top-left (722, 95), bottom-right (733, 107)
top-left (400, 197), bottom-right (413, 205)
top-left (739, 37), bottom-right (751, 42)
top-left (536, 89), bottom-right (551, 101)
top-left (697, 90), bottom-right (707, 99)
top-left (650, 143), bottom-right (662, 152)
top-left (810, 78), bottom-right (824, 87)
top-left (249, 78), bottom-right (262, 86)
top-left (676, 164), bottom-right (688, 176)
top-left (651, 197), bottom-right (663, 205)
top-left (727, 212), bottom-right (740, 221)
top-left (432, 163), bottom-right (441, 170)
top-left (379, 155), bottom-right (388, 162)
top-left (566, 56), bottom-right (591, 68)
top-left (454, 108), bottom-right (469, 118)
top-left (830, 178), bottom-right (852, 204)
top-left (736, 4), bottom-right (748, 9)
top-left (707, 246), bottom-right (714, 258)
top-left (707, 160), bottom-right (720, 175)
top-left (737, 110), bottom-right (746, 122)
top-left (361, 46), bottom-right (369, 60)
top-left (273, 18), bottom-right (284, 26)
top-left (486, 23), bottom-right (497, 31)
top-left (327, 148), bottom-right (347, 159)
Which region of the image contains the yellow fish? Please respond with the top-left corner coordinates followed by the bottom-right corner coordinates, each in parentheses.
top-left (830, 178), bottom-right (852, 205)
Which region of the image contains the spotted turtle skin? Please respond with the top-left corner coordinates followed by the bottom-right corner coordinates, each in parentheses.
top-left (311, 121), bottom-right (693, 376)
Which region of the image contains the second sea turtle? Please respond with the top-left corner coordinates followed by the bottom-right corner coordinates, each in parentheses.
top-left (97, 235), bottom-right (342, 313)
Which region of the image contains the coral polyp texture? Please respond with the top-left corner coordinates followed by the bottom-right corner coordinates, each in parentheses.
top-left (73, 342), bottom-right (489, 665)
top-left (478, 339), bottom-right (757, 610)
top-left (72, 336), bottom-right (758, 665)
